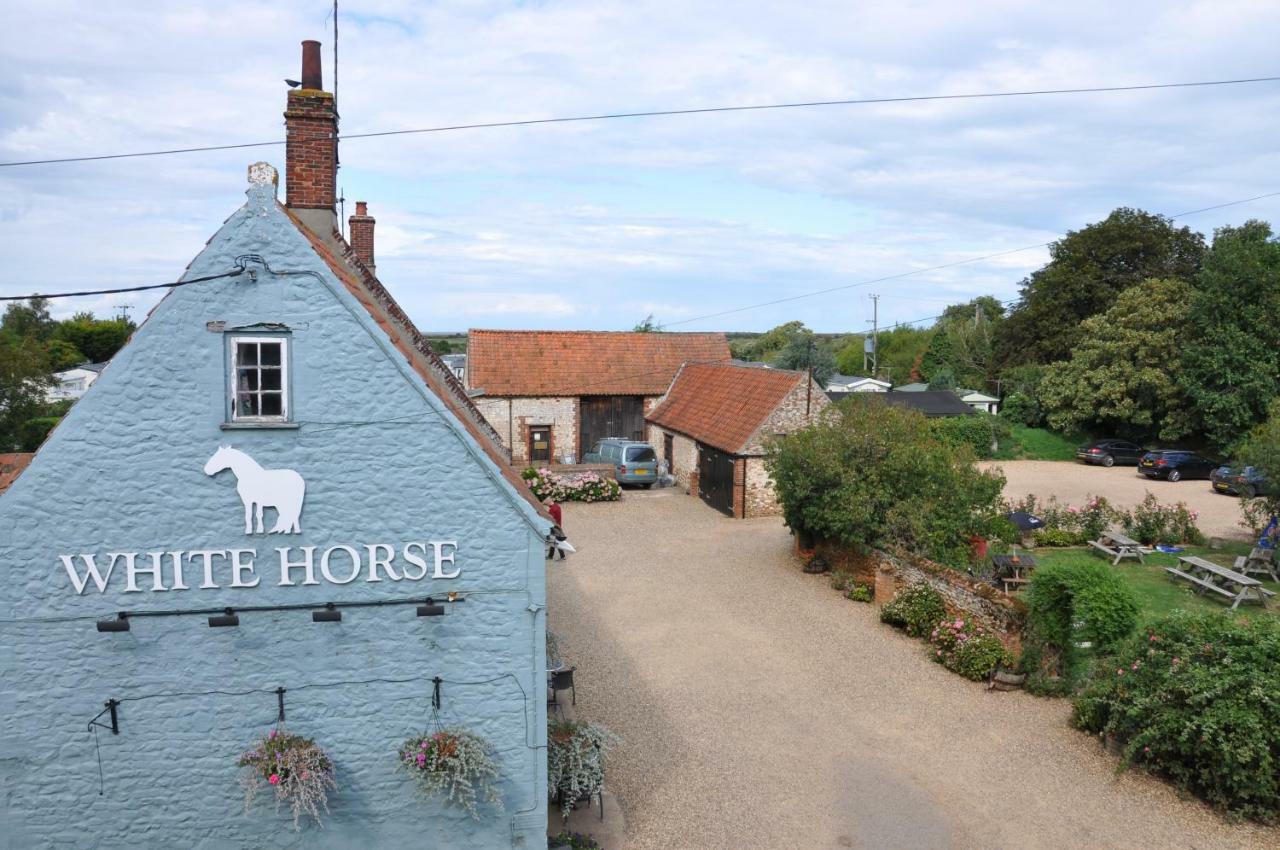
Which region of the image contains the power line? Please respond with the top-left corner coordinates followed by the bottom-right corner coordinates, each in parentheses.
top-left (0, 266), bottom-right (249, 302)
top-left (660, 189), bottom-right (1280, 329)
top-left (3, 76), bottom-right (1279, 168)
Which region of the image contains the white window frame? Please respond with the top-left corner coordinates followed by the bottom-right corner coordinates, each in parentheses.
top-left (228, 335), bottom-right (290, 423)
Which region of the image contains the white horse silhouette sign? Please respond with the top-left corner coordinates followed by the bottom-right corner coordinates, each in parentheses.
top-left (204, 447), bottom-right (306, 534)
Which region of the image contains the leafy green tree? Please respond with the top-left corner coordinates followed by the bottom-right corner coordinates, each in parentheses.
top-left (1179, 220), bottom-right (1280, 451)
top-left (765, 396), bottom-right (1006, 568)
top-left (0, 297), bottom-right (55, 344)
top-left (1237, 399), bottom-right (1280, 517)
top-left (774, 334), bottom-right (837, 385)
top-left (51, 312), bottom-right (134, 364)
top-left (927, 367), bottom-right (957, 391)
top-left (1039, 278), bottom-right (1195, 441)
top-left (874, 326), bottom-right (931, 384)
top-left (996, 208), bottom-right (1205, 367)
top-left (632, 314), bottom-right (658, 333)
top-left (733, 320), bottom-right (809, 362)
top-left (0, 339), bottom-right (55, 451)
top-left (919, 297), bottom-right (1004, 389)
top-left (833, 335), bottom-right (867, 375)
top-left (430, 339), bottom-right (454, 354)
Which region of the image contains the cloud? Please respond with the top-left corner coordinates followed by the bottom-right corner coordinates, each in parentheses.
top-left (2, 0), bottom-right (1279, 331)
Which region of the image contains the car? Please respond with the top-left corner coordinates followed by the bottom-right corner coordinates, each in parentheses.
top-left (583, 438), bottom-right (659, 487)
top-left (1075, 439), bottom-right (1148, 467)
top-left (1210, 465), bottom-right (1273, 498)
top-left (1138, 450), bottom-right (1220, 482)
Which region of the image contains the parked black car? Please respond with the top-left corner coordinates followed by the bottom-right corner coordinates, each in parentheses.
top-left (1075, 439), bottom-right (1148, 467)
top-left (1138, 450), bottom-right (1220, 482)
top-left (1210, 465), bottom-right (1273, 498)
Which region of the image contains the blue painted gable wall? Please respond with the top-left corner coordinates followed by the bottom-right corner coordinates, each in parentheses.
top-left (0, 177), bottom-right (549, 849)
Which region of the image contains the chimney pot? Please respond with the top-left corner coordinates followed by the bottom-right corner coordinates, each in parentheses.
top-left (355, 201), bottom-right (367, 216)
top-left (349, 201), bottom-right (376, 274)
top-left (301, 40), bottom-right (323, 90)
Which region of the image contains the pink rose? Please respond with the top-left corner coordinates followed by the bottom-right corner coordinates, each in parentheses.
top-left (269, 774), bottom-right (280, 785)
top-left (1116, 668), bottom-right (1125, 676)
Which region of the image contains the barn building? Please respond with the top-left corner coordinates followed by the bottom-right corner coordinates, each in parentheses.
top-left (646, 361), bottom-right (829, 517)
top-left (0, 42), bottom-right (552, 849)
top-left (466, 329), bottom-right (730, 464)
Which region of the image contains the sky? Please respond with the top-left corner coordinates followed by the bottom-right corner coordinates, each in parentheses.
top-left (1, 1), bottom-right (1278, 334)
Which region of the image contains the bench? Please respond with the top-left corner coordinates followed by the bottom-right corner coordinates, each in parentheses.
top-left (1090, 538), bottom-right (1143, 565)
top-left (1089, 540), bottom-right (1118, 558)
top-left (1001, 576), bottom-right (1030, 593)
top-left (1164, 567), bottom-right (1237, 599)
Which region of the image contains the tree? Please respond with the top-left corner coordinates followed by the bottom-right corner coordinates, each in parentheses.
top-left (764, 396), bottom-right (1006, 569)
top-left (774, 334), bottom-right (837, 385)
top-left (919, 297), bottom-right (1004, 389)
top-left (996, 209), bottom-right (1205, 367)
top-left (1039, 278), bottom-right (1196, 442)
top-left (0, 339), bottom-right (55, 451)
top-left (997, 364), bottom-right (1047, 427)
top-left (0, 297), bottom-right (55, 344)
top-left (833, 335), bottom-right (867, 375)
top-left (732, 320), bottom-right (808, 362)
top-left (927, 367), bottom-right (957, 391)
top-left (632, 314), bottom-right (658, 333)
top-left (52, 312), bottom-right (134, 364)
top-left (1237, 399), bottom-right (1280, 519)
top-left (1179, 220), bottom-right (1280, 451)
top-left (430, 339), bottom-right (454, 354)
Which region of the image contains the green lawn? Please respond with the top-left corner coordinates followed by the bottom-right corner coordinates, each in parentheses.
top-left (994, 426), bottom-right (1087, 461)
top-left (1027, 545), bottom-right (1278, 624)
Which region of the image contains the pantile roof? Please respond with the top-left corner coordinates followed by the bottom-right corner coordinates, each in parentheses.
top-left (0, 453), bottom-right (34, 494)
top-left (873, 390), bottom-right (975, 417)
top-left (647, 361), bottom-right (810, 455)
top-left (467, 330), bottom-right (729, 396)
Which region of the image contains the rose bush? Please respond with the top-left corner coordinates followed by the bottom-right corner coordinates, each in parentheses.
top-left (522, 467), bottom-right (621, 503)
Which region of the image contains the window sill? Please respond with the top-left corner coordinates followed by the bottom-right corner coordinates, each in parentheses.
top-left (220, 422), bottom-right (300, 430)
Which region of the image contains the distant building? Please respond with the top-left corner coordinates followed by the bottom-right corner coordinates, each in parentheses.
top-left (870, 390), bottom-right (976, 418)
top-left (466, 329), bottom-right (730, 464)
top-left (439, 353), bottom-right (466, 383)
top-left (824, 373), bottom-right (890, 393)
top-left (47, 362), bottom-right (107, 401)
top-left (888, 382), bottom-right (999, 414)
top-left (648, 361), bottom-right (829, 517)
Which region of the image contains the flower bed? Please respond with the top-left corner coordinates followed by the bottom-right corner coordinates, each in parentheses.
top-left (523, 468), bottom-right (621, 503)
top-left (1005, 493), bottom-right (1204, 547)
top-left (930, 618), bottom-right (1013, 681)
top-left (237, 728), bottom-right (336, 830)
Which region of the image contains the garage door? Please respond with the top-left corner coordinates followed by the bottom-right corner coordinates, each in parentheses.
top-left (698, 444), bottom-right (735, 516)
top-left (580, 396), bottom-right (645, 456)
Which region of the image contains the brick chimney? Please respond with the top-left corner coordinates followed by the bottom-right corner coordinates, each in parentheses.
top-left (349, 201), bottom-right (376, 273)
top-left (284, 40), bottom-right (336, 212)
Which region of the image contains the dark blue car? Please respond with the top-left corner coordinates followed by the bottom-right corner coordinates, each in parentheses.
top-left (1138, 450), bottom-right (1219, 483)
top-left (1211, 465), bottom-right (1273, 498)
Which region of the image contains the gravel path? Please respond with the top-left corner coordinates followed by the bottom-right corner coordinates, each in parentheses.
top-left (981, 460), bottom-right (1251, 542)
top-left (548, 488), bottom-right (1276, 850)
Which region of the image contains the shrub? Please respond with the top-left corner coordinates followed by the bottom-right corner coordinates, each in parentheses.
top-left (1072, 613), bottom-right (1280, 822)
top-left (1032, 528), bottom-right (1082, 547)
top-left (829, 570), bottom-right (856, 592)
top-left (880, 582), bottom-right (947, 638)
top-left (930, 414), bottom-right (1011, 459)
top-left (929, 617), bottom-right (1012, 681)
top-left (549, 833), bottom-right (603, 849)
top-left (767, 397), bottom-right (1007, 570)
top-left (1120, 492), bottom-right (1205, 545)
top-left (1022, 561), bottom-right (1138, 694)
top-left (523, 467), bottom-right (622, 503)
top-left (846, 584), bottom-right (874, 603)
top-left (237, 727), bottom-right (336, 830)
top-left (999, 391), bottom-right (1043, 427)
top-left (1239, 496), bottom-right (1274, 537)
top-left (1010, 494), bottom-right (1120, 546)
top-left (548, 719), bottom-right (620, 819)
top-left (398, 728), bottom-right (502, 819)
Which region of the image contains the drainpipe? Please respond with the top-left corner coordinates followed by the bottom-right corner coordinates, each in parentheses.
top-left (508, 398), bottom-right (514, 456)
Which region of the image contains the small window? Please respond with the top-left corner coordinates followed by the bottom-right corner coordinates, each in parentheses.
top-left (230, 336), bottom-right (289, 421)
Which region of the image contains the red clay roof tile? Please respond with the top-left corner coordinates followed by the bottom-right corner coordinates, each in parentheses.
top-left (646, 362), bottom-right (807, 455)
top-left (467, 330), bottom-right (730, 396)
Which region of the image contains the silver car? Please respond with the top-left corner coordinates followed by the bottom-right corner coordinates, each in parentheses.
top-left (585, 439), bottom-right (659, 487)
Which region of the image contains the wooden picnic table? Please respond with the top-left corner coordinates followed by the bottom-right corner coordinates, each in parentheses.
top-left (1167, 555), bottom-right (1276, 610)
top-left (991, 553), bottom-right (1037, 593)
top-left (1089, 530), bottom-right (1144, 565)
top-left (1236, 547), bottom-right (1278, 583)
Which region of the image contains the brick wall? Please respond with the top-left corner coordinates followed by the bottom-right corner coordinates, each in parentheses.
top-left (348, 202), bottom-right (375, 270)
top-left (284, 89), bottom-right (336, 209)
top-left (743, 375), bottom-right (830, 454)
top-left (473, 397), bottom-right (578, 463)
top-left (743, 456), bottom-right (781, 517)
top-left (653, 429), bottom-right (699, 490)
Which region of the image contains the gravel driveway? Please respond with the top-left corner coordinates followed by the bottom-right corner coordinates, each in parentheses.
top-left (981, 460), bottom-right (1251, 541)
top-left (548, 488), bottom-right (1276, 850)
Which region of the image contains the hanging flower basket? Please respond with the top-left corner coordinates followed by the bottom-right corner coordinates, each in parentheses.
top-left (237, 727), bottom-right (336, 831)
top-left (398, 728), bottom-right (503, 819)
top-left (547, 718), bottom-right (620, 819)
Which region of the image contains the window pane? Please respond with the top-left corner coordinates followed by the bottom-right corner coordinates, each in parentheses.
top-left (259, 342), bottom-right (282, 366)
top-left (260, 369), bottom-right (282, 391)
top-left (236, 342), bottom-right (258, 366)
top-left (237, 369), bottom-right (259, 391)
top-left (238, 393), bottom-right (258, 416)
top-left (260, 393), bottom-right (283, 416)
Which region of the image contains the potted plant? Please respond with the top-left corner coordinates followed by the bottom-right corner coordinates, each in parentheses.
top-left (399, 728), bottom-right (503, 819)
top-left (547, 718), bottom-right (619, 818)
top-left (237, 727), bottom-right (336, 830)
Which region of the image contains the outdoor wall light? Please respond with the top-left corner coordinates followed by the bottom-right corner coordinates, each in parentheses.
top-left (312, 603), bottom-right (342, 623)
top-left (208, 608), bottom-right (240, 628)
top-left (417, 598), bottom-right (445, 617)
top-left (96, 614), bottom-right (130, 633)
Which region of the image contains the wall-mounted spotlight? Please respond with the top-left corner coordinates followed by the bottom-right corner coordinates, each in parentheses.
top-left (208, 608), bottom-right (240, 628)
top-left (312, 603), bottom-right (342, 623)
top-left (96, 613), bottom-right (130, 633)
top-left (417, 597), bottom-right (445, 617)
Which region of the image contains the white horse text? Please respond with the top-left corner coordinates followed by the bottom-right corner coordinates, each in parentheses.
top-left (58, 542), bottom-right (460, 594)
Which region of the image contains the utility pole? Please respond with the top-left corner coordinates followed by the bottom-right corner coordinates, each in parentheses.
top-left (114, 304), bottom-right (133, 322)
top-left (870, 293), bottom-right (880, 377)
top-left (805, 336), bottom-right (814, 417)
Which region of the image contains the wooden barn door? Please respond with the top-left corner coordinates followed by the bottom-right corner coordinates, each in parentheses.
top-left (579, 396), bottom-right (645, 454)
top-left (698, 444), bottom-right (735, 516)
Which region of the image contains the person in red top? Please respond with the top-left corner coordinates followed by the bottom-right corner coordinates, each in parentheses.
top-left (544, 499), bottom-right (566, 559)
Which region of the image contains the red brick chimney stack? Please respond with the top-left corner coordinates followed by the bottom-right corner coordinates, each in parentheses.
top-left (349, 201), bottom-right (376, 273)
top-left (284, 40), bottom-right (336, 211)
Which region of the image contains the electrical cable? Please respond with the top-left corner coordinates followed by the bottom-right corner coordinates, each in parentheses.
top-left (0, 266), bottom-right (249, 302)
top-left (3, 76), bottom-right (1279, 168)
